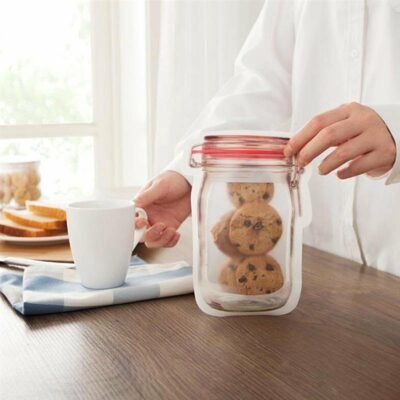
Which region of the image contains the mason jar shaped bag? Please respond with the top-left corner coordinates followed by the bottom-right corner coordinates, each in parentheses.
top-left (190, 133), bottom-right (312, 316)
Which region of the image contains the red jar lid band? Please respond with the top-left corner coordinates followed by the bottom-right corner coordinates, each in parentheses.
top-left (192, 147), bottom-right (285, 159)
top-left (190, 134), bottom-right (291, 163)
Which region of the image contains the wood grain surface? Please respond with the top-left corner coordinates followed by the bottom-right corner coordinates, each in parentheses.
top-left (1, 219), bottom-right (399, 400)
top-left (0, 240), bottom-right (73, 262)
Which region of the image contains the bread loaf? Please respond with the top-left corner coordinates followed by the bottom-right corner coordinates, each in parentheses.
top-left (3, 209), bottom-right (67, 231)
top-left (0, 218), bottom-right (65, 237)
top-left (26, 201), bottom-right (66, 221)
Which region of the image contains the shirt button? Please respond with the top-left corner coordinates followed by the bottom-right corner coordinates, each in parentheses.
top-left (351, 49), bottom-right (359, 58)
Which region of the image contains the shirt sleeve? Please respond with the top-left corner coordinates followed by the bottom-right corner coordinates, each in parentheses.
top-left (370, 104), bottom-right (400, 185)
top-left (165, 0), bottom-right (295, 182)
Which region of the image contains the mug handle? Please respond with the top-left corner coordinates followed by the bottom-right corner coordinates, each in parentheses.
top-left (133, 207), bottom-right (148, 250)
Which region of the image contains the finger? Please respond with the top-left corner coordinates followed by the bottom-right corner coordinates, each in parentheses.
top-left (367, 167), bottom-right (391, 178)
top-left (140, 223), bottom-right (166, 243)
top-left (145, 227), bottom-right (176, 249)
top-left (337, 151), bottom-right (386, 179)
top-left (135, 217), bottom-right (148, 230)
top-left (285, 105), bottom-right (350, 157)
top-left (164, 232), bottom-right (180, 248)
top-left (134, 180), bottom-right (153, 197)
top-left (134, 181), bottom-right (161, 208)
top-left (296, 119), bottom-right (360, 167)
top-left (318, 133), bottom-right (376, 175)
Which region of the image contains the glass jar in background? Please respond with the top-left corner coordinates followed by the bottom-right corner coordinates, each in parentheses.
top-left (190, 133), bottom-right (311, 317)
top-left (0, 158), bottom-right (41, 209)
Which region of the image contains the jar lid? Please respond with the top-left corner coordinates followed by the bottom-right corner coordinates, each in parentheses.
top-left (190, 135), bottom-right (291, 167)
top-left (0, 156), bottom-right (40, 166)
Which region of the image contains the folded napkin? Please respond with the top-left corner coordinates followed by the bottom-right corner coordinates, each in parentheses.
top-left (0, 256), bottom-right (193, 315)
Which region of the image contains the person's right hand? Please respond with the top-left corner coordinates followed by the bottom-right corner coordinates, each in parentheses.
top-left (134, 171), bottom-right (192, 248)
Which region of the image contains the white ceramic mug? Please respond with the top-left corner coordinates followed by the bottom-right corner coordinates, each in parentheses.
top-left (66, 199), bottom-right (147, 289)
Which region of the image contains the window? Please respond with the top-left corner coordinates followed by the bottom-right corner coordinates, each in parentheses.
top-left (0, 0), bottom-right (148, 200)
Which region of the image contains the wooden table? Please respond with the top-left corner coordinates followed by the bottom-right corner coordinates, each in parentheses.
top-left (1, 221), bottom-right (399, 400)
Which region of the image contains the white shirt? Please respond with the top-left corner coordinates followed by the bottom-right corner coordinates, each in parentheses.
top-left (167, 0), bottom-right (400, 277)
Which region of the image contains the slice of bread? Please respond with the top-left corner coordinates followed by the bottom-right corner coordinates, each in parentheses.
top-left (0, 218), bottom-right (65, 237)
top-left (26, 201), bottom-right (66, 221)
top-left (3, 209), bottom-right (67, 231)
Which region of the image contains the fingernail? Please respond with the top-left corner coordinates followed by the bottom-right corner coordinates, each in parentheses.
top-left (136, 221), bottom-right (145, 228)
top-left (154, 224), bottom-right (166, 235)
top-left (318, 165), bottom-right (325, 175)
top-left (284, 144), bottom-right (293, 157)
top-left (336, 170), bottom-right (345, 179)
top-left (297, 159), bottom-right (306, 168)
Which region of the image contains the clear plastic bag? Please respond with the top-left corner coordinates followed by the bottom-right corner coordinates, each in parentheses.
top-left (190, 132), bottom-right (311, 316)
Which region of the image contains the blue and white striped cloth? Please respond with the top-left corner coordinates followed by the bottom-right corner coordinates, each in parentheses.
top-left (0, 256), bottom-right (193, 315)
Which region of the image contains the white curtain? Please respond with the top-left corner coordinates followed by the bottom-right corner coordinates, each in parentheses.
top-left (146, 0), bottom-right (265, 176)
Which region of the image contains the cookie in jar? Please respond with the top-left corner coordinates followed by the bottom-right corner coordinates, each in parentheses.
top-left (0, 158), bottom-right (41, 208)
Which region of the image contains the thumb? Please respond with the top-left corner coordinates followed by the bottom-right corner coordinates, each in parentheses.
top-left (134, 181), bottom-right (162, 208)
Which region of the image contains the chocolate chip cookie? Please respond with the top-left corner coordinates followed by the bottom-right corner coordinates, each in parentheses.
top-left (229, 201), bottom-right (283, 255)
top-left (218, 258), bottom-right (242, 291)
top-left (227, 182), bottom-right (274, 208)
top-left (235, 255), bottom-right (284, 295)
top-left (211, 211), bottom-right (242, 258)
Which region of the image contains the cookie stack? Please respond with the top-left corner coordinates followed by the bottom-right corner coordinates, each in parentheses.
top-left (211, 182), bottom-right (284, 295)
top-left (0, 167), bottom-right (41, 206)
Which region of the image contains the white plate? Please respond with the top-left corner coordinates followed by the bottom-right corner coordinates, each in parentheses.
top-left (0, 233), bottom-right (69, 246)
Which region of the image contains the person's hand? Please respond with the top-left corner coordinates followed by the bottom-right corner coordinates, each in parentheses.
top-left (284, 102), bottom-right (396, 179)
top-left (134, 171), bottom-right (191, 248)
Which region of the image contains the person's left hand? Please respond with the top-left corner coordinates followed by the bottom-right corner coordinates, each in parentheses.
top-left (284, 102), bottom-right (396, 179)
